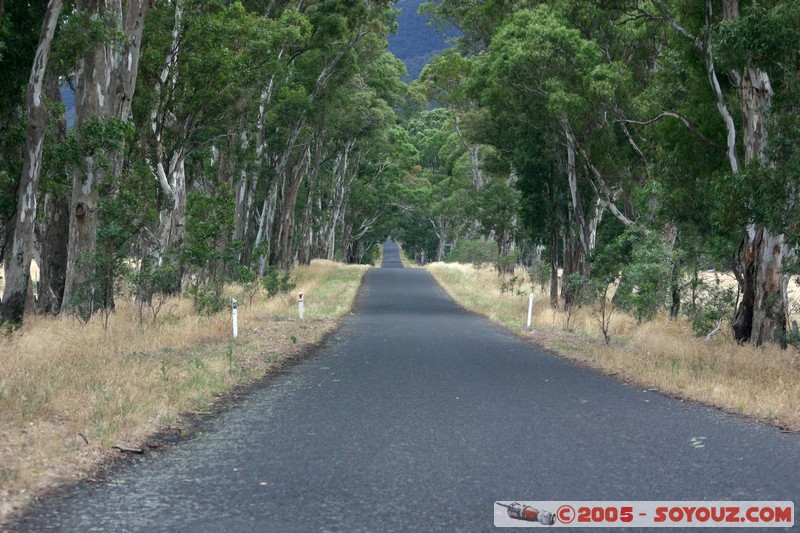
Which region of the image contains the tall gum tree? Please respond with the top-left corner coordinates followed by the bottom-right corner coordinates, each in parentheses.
top-left (61, 0), bottom-right (153, 318)
top-left (721, 2), bottom-right (788, 346)
top-left (0, 0), bottom-right (62, 323)
top-left (632, 0), bottom-right (791, 345)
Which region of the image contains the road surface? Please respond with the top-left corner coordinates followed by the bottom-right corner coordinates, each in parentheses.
top-left (10, 240), bottom-right (798, 531)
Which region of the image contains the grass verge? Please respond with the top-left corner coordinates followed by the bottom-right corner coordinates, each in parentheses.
top-left (0, 260), bottom-right (367, 524)
top-left (427, 262), bottom-right (800, 433)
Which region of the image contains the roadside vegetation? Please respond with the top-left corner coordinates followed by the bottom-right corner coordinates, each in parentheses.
top-left (428, 261), bottom-right (800, 433)
top-left (0, 261), bottom-right (366, 523)
top-left (4, 0), bottom-right (800, 522)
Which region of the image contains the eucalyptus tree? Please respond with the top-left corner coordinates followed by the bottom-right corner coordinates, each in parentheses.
top-left (394, 107), bottom-right (477, 263)
top-left (60, 0), bottom-right (154, 318)
top-left (0, 0), bottom-right (62, 322)
top-left (133, 0), bottom-right (269, 283)
top-left (474, 4), bottom-right (626, 277)
top-left (417, 51), bottom-right (484, 190)
top-left (248, 0), bottom-right (397, 272)
top-left (325, 49), bottom-right (408, 264)
top-left (628, 0), bottom-right (800, 345)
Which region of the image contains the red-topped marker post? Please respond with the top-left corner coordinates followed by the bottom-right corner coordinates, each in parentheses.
top-left (298, 291), bottom-right (304, 320)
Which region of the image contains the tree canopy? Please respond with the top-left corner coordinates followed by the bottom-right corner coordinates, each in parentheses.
top-left (2, 0), bottom-right (799, 347)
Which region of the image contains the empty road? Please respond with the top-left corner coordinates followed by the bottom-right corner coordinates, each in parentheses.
top-left (11, 240), bottom-right (798, 531)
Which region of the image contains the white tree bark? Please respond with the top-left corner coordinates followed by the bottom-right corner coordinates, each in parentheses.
top-left (62, 0), bottom-right (152, 316)
top-left (562, 119), bottom-right (591, 276)
top-left (323, 143), bottom-right (351, 260)
top-left (1, 0), bottom-right (62, 322)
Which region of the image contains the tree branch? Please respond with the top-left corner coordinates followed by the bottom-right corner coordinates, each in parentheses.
top-left (631, 0), bottom-right (702, 50)
top-left (615, 112), bottom-right (723, 149)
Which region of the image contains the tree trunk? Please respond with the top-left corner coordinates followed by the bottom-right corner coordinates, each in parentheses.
top-left (115, 0), bottom-right (152, 122)
top-left (36, 75), bottom-right (69, 314)
top-left (233, 130), bottom-right (254, 259)
top-left (253, 120), bottom-right (305, 274)
top-left (664, 224), bottom-right (681, 321)
top-left (62, 0), bottom-right (151, 318)
top-left (298, 133), bottom-right (323, 265)
top-left (496, 168), bottom-right (518, 274)
top-left (0, 0), bottom-right (62, 323)
top-left (697, 0), bottom-right (788, 345)
top-left (435, 227), bottom-right (447, 262)
top-left (298, 183), bottom-right (316, 265)
top-left (561, 219), bottom-right (575, 304)
top-left (469, 145), bottom-right (484, 190)
top-left (738, 69), bottom-right (784, 345)
top-left (550, 222), bottom-right (559, 310)
top-left (323, 140), bottom-right (354, 261)
top-left (562, 120), bottom-right (590, 277)
top-left (38, 192), bottom-right (69, 314)
top-left (276, 143), bottom-right (310, 269)
top-left (156, 153), bottom-right (187, 268)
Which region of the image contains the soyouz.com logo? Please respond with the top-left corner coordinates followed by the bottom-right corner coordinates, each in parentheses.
top-left (493, 501), bottom-right (794, 528)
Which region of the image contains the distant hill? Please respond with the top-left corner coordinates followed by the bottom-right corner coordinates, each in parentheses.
top-left (61, 81), bottom-right (75, 130)
top-left (388, 0), bottom-right (454, 80)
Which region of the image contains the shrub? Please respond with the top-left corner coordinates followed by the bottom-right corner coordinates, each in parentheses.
top-left (445, 239), bottom-right (497, 268)
top-left (684, 274), bottom-right (737, 336)
top-left (262, 266), bottom-right (296, 297)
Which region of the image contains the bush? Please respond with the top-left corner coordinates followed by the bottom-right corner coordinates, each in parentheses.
top-left (594, 229), bottom-right (673, 323)
top-left (684, 274), bottom-right (737, 336)
top-left (187, 283), bottom-right (226, 316)
top-left (495, 251), bottom-right (518, 274)
top-left (236, 265), bottom-right (260, 307)
top-left (182, 191), bottom-right (235, 315)
top-left (445, 239), bottom-right (497, 268)
top-left (565, 273), bottom-right (615, 344)
top-left (532, 261), bottom-right (551, 293)
top-left (262, 266), bottom-right (296, 297)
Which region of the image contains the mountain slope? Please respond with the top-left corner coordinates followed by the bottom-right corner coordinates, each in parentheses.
top-left (388, 0), bottom-right (452, 80)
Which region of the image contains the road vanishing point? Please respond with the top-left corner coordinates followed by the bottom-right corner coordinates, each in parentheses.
top-left (11, 240), bottom-right (799, 531)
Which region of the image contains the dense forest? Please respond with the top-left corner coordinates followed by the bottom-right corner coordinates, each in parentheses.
top-left (1, 0), bottom-right (799, 348)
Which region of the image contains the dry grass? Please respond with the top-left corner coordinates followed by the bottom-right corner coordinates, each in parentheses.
top-left (427, 262), bottom-right (800, 432)
top-left (0, 260), bottom-right (367, 524)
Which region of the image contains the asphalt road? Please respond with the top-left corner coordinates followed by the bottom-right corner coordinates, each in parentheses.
top-left (10, 240), bottom-right (799, 531)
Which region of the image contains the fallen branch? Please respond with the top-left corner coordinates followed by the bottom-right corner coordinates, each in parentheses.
top-left (112, 444), bottom-right (144, 454)
top-left (78, 432), bottom-right (89, 445)
top-left (705, 319), bottom-right (724, 341)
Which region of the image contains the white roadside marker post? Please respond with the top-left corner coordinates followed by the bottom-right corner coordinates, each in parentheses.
top-left (527, 292), bottom-right (534, 330)
top-left (232, 298), bottom-right (238, 339)
top-left (298, 291), bottom-right (304, 320)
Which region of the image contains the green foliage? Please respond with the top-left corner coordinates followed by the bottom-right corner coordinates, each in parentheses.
top-left (262, 266), bottom-right (296, 298)
top-left (476, 178), bottom-right (519, 243)
top-left (499, 275), bottom-right (528, 297)
top-left (532, 261), bottom-right (551, 293)
top-left (495, 250), bottom-right (518, 275)
top-left (183, 191), bottom-right (235, 315)
top-left (51, 11), bottom-right (126, 77)
top-left (186, 284), bottom-right (225, 316)
top-left (594, 229), bottom-right (673, 323)
top-left (56, 117), bottom-right (135, 176)
top-left (236, 264), bottom-right (260, 307)
top-left (684, 274), bottom-right (737, 337)
top-left (445, 238), bottom-right (497, 267)
top-left (564, 272), bottom-right (615, 344)
top-left (127, 258), bottom-right (180, 324)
